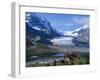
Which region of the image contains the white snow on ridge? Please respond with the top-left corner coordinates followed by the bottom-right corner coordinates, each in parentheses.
top-left (64, 25), bottom-right (89, 37)
top-left (64, 31), bottom-right (78, 37)
top-left (32, 26), bottom-right (41, 31)
top-left (73, 25), bottom-right (89, 32)
top-left (73, 25), bottom-right (89, 43)
top-left (26, 20), bottom-right (29, 23)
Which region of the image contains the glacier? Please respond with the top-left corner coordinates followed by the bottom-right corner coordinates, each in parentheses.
top-left (50, 24), bottom-right (89, 49)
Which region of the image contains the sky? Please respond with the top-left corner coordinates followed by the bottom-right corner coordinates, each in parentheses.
top-left (26, 12), bottom-right (90, 32)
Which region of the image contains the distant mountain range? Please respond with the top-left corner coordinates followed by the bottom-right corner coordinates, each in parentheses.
top-left (26, 13), bottom-right (89, 48)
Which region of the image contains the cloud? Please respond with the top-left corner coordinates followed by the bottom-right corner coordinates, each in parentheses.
top-left (73, 16), bottom-right (90, 25)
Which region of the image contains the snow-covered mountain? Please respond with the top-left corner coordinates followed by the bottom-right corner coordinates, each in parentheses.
top-left (72, 25), bottom-right (89, 43)
top-left (72, 25), bottom-right (89, 47)
top-left (26, 13), bottom-right (62, 45)
top-left (26, 12), bottom-right (89, 49)
top-left (51, 24), bottom-right (89, 48)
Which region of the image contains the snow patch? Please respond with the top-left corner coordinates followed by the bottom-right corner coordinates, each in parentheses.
top-left (32, 27), bottom-right (41, 31)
